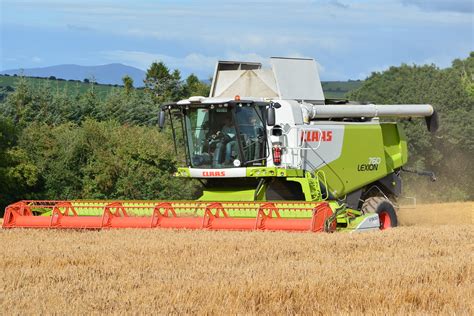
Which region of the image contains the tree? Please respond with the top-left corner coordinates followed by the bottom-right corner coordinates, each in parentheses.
top-left (0, 116), bottom-right (40, 214)
top-left (0, 117), bottom-right (17, 211)
top-left (1, 76), bottom-right (33, 125)
top-left (183, 74), bottom-right (210, 97)
top-left (144, 61), bottom-right (182, 103)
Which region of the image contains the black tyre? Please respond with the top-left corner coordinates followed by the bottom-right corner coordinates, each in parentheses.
top-left (362, 197), bottom-right (398, 229)
top-left (375, 201), bottom-right (398, 229)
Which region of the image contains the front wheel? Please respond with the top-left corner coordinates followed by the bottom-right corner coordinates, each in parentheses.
top-left (375, 201), bottom-right (398, 229)
top-left (362, 197), bottom-right (398, 230)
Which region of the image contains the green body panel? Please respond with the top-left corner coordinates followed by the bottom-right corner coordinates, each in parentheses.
top-left (196, 175), bottom-right (321, 202)
top-left (318, 122), bottom-right (407, 198)
top-left (246, 167), bottom-right (304, 178)
top-left (286, 172), bottom-right (323, 201)
top-left (199, 188), bottom-right (258, 201)
top-left (381, 123), bottom-right (408, 168)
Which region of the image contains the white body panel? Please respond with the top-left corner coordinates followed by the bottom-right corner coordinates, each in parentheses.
top-left (213, 69), bottom-right (279, 99)
top-left (268, 102), bottom-right (345, 170)
top-left (300, 124), bottom-right (345, 170)
top-left (270, 57), bottom-right (325, 102)
top-left (353, 214), bottom-right (381, 232)
top-left (210, 57), bottom-right (324, 101)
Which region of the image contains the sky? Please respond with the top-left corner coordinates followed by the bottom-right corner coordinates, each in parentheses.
top-left (1, 0), bottom-right (473, 80)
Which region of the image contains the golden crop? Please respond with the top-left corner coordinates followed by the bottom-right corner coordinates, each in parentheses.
top-left (1, 202), bottom-right (473, 314)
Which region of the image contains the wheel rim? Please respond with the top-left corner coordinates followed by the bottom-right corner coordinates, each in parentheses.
top-left (379, 211), bottom-right (392, 230)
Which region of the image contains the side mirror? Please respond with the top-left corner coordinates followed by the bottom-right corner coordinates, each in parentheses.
top-left (159, 110), bottom-right (166, 129)
top-left (271, 125), bottom-right (282, 136)
top-left (267, 107), bottom-right (276, 126)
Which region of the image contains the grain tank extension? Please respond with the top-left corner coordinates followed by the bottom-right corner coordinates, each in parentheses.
top-left (3, 57), bottom-right (438, 232)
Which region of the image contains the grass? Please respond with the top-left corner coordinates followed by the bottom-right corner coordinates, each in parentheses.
top-left (1, 201), bottom-right (473, 314)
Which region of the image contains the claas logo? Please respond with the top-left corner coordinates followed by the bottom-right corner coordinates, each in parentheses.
top-left (301, 130), bottom-right (333, 142)
top-left (202, 171), bottom-right (226, 177)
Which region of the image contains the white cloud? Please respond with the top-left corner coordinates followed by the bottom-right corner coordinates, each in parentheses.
top-left (357, 64), bottom-right (392, 79)
top-left (328, 0), bottom-right (349, 9)
top-left (101, 50), bottom-right (226, 73)
top-left (101, 50), bottom-right (271, 76)
top-left (101, 50), bottom-right (217, 73)
top-left (400, 0), bottom-right (473, 13)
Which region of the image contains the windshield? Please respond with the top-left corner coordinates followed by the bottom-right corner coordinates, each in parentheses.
top-left (184, 106), bottom-right (266, 168)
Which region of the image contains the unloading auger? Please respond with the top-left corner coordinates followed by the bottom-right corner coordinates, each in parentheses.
top-left (2, 57), bottom-right (438, 232)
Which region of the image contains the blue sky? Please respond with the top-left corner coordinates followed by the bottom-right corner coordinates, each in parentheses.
top-left (1, 0), bottom-right (473, 80)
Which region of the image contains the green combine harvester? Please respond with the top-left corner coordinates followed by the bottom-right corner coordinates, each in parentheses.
top-left (3, 57), bottom-right (438, 232)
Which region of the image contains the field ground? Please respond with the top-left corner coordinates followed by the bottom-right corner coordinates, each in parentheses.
top-left (1, 201), bottom-right (473, 314)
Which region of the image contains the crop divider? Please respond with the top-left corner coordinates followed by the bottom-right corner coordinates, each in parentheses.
top-left (50, 202), bottom-right (78, 227)
top-left (101, 202), bottom-right (128, 228)
top-left (255, 202), bottom-right (280, 230)
top-left (310, 202), bottom-right (333, 232)
top-left (3, 202), bottom-right (32, 227)
top-left (202, 202), bottom-right (228, 229)
top-left (151, 202), bottom-right (178, 228)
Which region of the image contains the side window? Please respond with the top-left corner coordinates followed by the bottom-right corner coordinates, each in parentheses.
top-left (235, 107), bottom-right (266, 164)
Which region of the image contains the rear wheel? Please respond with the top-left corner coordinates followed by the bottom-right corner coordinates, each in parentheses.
top-left (362, 197), bottom-right (398, 229)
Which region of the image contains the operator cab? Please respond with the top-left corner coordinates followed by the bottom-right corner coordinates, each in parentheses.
top-left (162, 99), bottom-right (269, 169)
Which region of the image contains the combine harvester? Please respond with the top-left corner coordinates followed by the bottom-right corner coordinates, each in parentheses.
top-left (3, 58), bottom-right (438, 232)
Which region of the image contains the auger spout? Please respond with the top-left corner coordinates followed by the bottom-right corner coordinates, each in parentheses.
top-left (302, 103), bottom-right (434, 119)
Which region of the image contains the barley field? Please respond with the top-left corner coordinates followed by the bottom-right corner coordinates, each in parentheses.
top-left (1, 202), bottom-right (473, 315)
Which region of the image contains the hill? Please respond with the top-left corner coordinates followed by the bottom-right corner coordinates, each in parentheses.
top-left (322, 80), bottom-right (363, 99)
top-left (0, 74), bottom-right (118, 101)
top-left (0, 64), bottom-right (146, 86)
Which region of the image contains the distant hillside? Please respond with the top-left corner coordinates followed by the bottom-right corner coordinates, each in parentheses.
top-left (0, 63), bottom-right (146, 86)
top-left (0, 75), bottom-right (120, 101)
top-left (322, 80), bottom-right (363, 99)
top-left (0, 74), bottom-right (362, 101)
